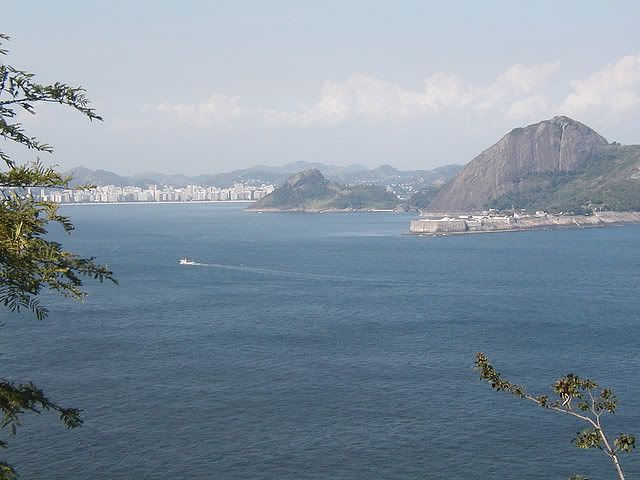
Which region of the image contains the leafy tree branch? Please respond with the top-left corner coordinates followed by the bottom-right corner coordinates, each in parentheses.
top-left (0, 32), bottom-right (116, 479)
top-left (475, 352), bottom-right (635, 480)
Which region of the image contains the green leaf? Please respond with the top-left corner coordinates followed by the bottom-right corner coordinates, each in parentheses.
top-left (572, 429), bottom-right (602, 450)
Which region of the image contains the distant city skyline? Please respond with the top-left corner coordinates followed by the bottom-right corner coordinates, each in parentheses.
top-left (4, 1), bottom-right (640, 175)
top-left (39, 183), bottom-right (274, 204)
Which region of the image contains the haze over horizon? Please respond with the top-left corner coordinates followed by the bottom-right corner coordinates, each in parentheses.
top-left (4, 0), bottom-right (640, 175)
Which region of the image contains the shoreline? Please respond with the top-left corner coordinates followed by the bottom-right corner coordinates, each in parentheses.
top-left (245, 208), bottom-right (397, 213)
top-left (409, 211), bottom-right (640, 236)
top-left (60, 200), bottom-right (256, 206)
top-left (410, 222), bottom-right (637, 237)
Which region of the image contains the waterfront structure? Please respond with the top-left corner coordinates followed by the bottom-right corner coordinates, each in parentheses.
top-left (410, 211), bottom-right (640, 234)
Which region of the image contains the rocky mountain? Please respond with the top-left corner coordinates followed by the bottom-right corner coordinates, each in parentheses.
top-left (247, 169), bottom-right (401, 211)
top-left (427, 116), bottom-right (640, 212)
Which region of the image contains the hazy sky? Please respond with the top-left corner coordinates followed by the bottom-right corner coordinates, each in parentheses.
top-left (3, 1), bottom-right (640, 174)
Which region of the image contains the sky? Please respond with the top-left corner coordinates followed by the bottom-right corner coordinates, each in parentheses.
top-left (3, 0), bottom-right (640, 175)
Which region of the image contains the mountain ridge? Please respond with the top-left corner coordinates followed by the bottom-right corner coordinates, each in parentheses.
top-left (63, 162), bottom-right (462, 192)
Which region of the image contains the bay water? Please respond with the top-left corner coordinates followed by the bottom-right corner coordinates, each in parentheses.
top-left (3, 203), bottom-right (639, 479)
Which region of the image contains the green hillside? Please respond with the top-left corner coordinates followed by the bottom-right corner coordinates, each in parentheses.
top-left (488, 144), bottom-right (640, 213)
top-left (248, 169), bottom-right (401, 211)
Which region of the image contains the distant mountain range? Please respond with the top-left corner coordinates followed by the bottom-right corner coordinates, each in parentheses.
top-left (63, 162), bottom-right (463, 193)
top-left (252, 116), bottom-right (640, 214)
top-left (64, 116), bottom-right (638, 214)
top-left (247, 169), bottom-right (401, 211)
top-left (427, 116), bottom-right (640, 213)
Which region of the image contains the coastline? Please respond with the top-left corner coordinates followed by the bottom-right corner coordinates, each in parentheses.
top-left (60, 200), bottom-right (256, 206)
top-left (409, 211), bottom-right (640, 236)
top-left (245, 207), bottom-right (397, 213)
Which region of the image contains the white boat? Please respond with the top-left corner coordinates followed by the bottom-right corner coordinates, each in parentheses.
top-left (179, 258), bottom-right (196, 265)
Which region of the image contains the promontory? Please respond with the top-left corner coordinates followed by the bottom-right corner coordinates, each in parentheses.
top-left (246, 169), bottom-right (401, 212)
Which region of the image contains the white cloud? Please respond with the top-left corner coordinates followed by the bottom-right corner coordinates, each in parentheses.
top-left (421, 73), bottom-right (470, 110)
top-left (265, 74), bottom-right (453, 127)
top-left (501, 62), bottom-right (561, 94)
top-left (507, 95), bottom-right (551, 120)
top-left (141, 61), bottom-right (561, 128)
top-left (141, 94), bottom-right (247, 127)
top-left (470, 62), bottom-right (560, 112)
top-left (559, 54), bottom-right (640, 115)
top-left (264, 62), bottom-right (560, 127)
top-left (262, 62), bottom-right (560, 127)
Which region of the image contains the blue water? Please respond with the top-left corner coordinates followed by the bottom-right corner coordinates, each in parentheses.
top-left (2, 204), bottom-right (639, 479)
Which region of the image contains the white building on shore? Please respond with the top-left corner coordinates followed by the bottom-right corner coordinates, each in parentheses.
top-left (40, 183), bottom-right (274, 204)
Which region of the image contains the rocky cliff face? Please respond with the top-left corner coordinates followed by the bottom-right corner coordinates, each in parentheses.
top-left (429, 116), bottom-right (609, 212)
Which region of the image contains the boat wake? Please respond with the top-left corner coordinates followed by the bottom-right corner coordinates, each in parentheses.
top-left (184, 261), bottom-right (401, 285)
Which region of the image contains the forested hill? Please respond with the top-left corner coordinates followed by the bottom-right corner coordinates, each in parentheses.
top-left (246, 169), bottom-right (401, 211)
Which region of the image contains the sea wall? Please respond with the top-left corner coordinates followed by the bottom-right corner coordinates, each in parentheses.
top-left (410, 216), bottom-right (514, 234)
top-left (410, 211), bottom-right (640, 235)
top-left (409, 219), bottom-right (468, 233)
